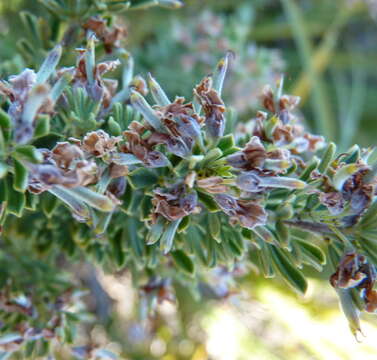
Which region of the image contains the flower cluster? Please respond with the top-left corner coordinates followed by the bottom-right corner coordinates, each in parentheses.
top-left (1, 2), bottom-right (377, 357)
top-left (0, 288), bottom-right (84, 355)
top-left (331, 252), bottom-right (377, 313)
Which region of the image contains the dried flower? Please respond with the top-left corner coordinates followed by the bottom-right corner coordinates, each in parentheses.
top-left (122, 123), bottom-right (169, 168)
top-left (319, 191), bottom-right (345, 215)
top-left (82, 130), bottom-right (121, 157)
top-left (52, 142), bottom-right (85, 169)
top-left (152, 183), bottom-right (198, 221)
top-left (0, 70), bottom-right (52, 143)
top-left (28, 144), bottom-right (98, 193)
top-left (319, 166), bottom-right (374, 225)
top-left (194, 76), bottom-right (225, 138)
top-left (331, 252), bottom-right (377, 314)
top-left (152, 97), bottom-right (202, 157)
top-left (107, 176), bottom-right (127, 198)
top-left (74, 46), bottom-right (120, 107)
top-left (214, 193), bottom-right (267, 229)
top-left (196, 176), bottom-right (228, 193)
top-left (227, 136), bottom-right (291, 172)
top-left (342, 167), bottom-right (373, 216)
top-left (83, 16), bottom-right (127, 53)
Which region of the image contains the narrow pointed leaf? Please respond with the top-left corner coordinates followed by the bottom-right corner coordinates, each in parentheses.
top-left (269, 244), bottom-right (308, 295)
top-left (160, 219), bottom-right (181, 254)
top-left (171, 249), bottom-right (194, 275)
top-left (13, 159), bottom-right (28, 192)
top-left (36, 44), bottom-right (62, 84)
top-left (148, 73), bottom-right (170, 106)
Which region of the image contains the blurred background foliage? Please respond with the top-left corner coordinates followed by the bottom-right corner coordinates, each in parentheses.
top-left (1, 0), bottom-right (377, 359)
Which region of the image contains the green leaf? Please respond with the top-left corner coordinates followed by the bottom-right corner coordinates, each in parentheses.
top-left (0, 178), bottom-right (8, 203)
top-left (275, 220), bottom-right (290, 248)
top-left (128, 168), bottom-right (158, 189)
top-left (178, 215), bottom-right (190, 233)
top-left (0, 108), bottom-right (11, 130)
top-left (201, 148), bottom-right (223, 166)
top-left (171, 249), bottom-right (195, 275)
top-left (318, 142), bottom-right (336, 173)
top-left (226, 236), bottom-right (243, 257)
top-left (0, 163), bottom-right (8, 179)
top-left (6, 179), bottom-right (25, 217)
top-left (160, 219), bottom-right (181, 254)
top-left (269, 244), bottom-right (308, 295)
top-left (130, 90), bottom-right (164, 131)
top-left (24, 339), bottom-right (37, 357)
top-left (197, 191), bottom-right (220, 212)
top-left (36, 44), bottom-right (62, 84)
top-left (148, 72), bottom-right (170, 106)
top-left (40, 192), bottom-right (58, 218)
top-left (327, 242), bottom-right (343, 269)
top-left (125, 217), bottom-right (144, 259)
top-left (213, 52), bottom-right (231, 95)
top-left (49, 186), bottom-right (90, 220)
top-left (13, 159), bottom-right (28, 192)
top-left (20, 11), bottom-right (41, 47)
top-left (358, 200), bottom-right (377, 229)
top-left (36, 339), bottom-right (50, 357)
top-left (252, 226), bottom-right (276, 244)
top-left (0, 128), bottom-right (5, 153)
top-left (34, 115), bottom-right (50, 138)
top-left (257, 242), bottom-right (275, 278)
top-left (218, 134), bottom-right (235, 152)
top-left (146, 217), bottom-right (165, 245)
top-left (335, 289), bottom-right (362, 338)
top-left (222, 146), bottom-right (242, 157)
top-left (110, 230), bottom-right (126, 268)
top-left (139, 196), bottom-right (152, 222)
top-left (68, 187), bottom-right (115, 212)
top-left (209, 214), bottom-right (221, 242)
top-left (299, 156), bottom-right (320, 181)
top-left (51, 70), bottom-right (73, 101)
top-left (295, 238), bottom-right (326, 265)
top-left (359, 237), bottom-right (377, 265)
top-left (186, 226), bottom-right (207, 265)
top-left (25, 192), bottom-right (39, 211)
top-left (108, 116), bottom-right (122, 136)
top-left (13, 145), bottom-right (43, 163)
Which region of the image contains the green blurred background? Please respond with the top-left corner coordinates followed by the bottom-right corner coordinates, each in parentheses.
top-left (1, 0), bottom-right (377, 359)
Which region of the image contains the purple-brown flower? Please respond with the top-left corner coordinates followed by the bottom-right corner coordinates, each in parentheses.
top-left (74, 48), bottom-right (120, 107)
top-left (214, 193), bottom-right (267, 229)
top-left (0, 69), bottom-right (52, 143)
top-left (319, 167), bottom-right (374, 225)
top-left (28, 144), bottom-right (98, 193)
top-left (83, 16), bottom-right (127, 53)
top-left (81, 130), bottom-right (121, 157)
top-left (194, 76), bottom-right (225, 138)
top-left (227, 136), bottom-right (291, 173)
top-left (152, 183), bottom-right (198, 222)
top-left (122, 122), bottom-right (169, 168)
top-left (150, 97), bottom-right (202, 157)
top-left (330, 252), bottom-right (377, 313)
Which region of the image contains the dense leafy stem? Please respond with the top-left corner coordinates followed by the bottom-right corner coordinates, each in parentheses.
top-left (0, 0), bottom-right (377, 357)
